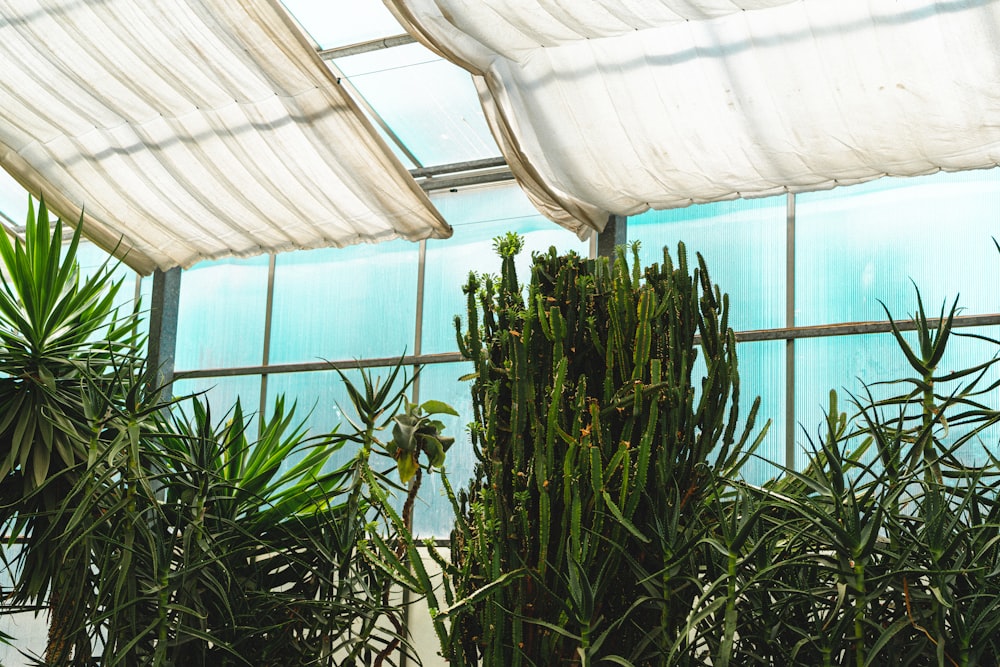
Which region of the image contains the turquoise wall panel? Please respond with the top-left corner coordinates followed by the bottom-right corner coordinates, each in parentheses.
top-left (793, 326), bottom-right (1000, 472)
top-left (270, 241), bottom-right (419, 364)
top-left (732, 340), bottom-right (786, 485)
top-left (409, 361), bottom-right (475, 538)
top-left (629, 196), bottom-right (787, 331)
top-left (175, 255), bottom-right (269, 370)
top-left (172, 374), bottom-right (264, 439)
top-left (796, 170), bottom-right (1000, 326)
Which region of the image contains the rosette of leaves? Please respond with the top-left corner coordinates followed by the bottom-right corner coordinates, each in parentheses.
top-left (387, 399), bottom-right (456, 483)
top-left (0, 196), bottom-right (143, 664)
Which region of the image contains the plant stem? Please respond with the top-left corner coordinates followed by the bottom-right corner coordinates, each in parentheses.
top-left (854, 561), bottom-right (866, 667)
top-left (922, 375), bottom-right (941, 484)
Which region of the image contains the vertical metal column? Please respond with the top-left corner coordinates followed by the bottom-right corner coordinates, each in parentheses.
top-left (398, 239), bottom-right (428, 667)
top-left (785, 194), bottom-right (796, 471)
top-left (597, 214), bottom-right (628, 258)
top-left (259, 254), bottom-right (277, 429)
top-left (146, 266), bottom-right (181, 401)
top-left (412, 240), bottom-right (427, 400)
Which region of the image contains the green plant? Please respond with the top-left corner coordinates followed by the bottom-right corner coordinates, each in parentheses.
top-left (736, 284), bottom-right (1000, 666)
top-left (25, 385), bottom-right (421, 666)
top-left (330, 362), bottom-right (459, 666)
top-left (0, 197), bottom-right (438, 666)
top-left (440, 238), bottom-right (764, 665)
top-left (0, 196), bottom-right (143, 663)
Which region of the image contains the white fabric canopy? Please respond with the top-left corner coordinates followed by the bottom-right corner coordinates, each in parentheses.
top-left (387, 0), bottom-right (1000, 237)
top-left (0, 0), bottom-right (451, 274)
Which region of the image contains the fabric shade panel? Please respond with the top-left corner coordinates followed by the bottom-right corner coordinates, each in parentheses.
top-left (386, 0), bottom-right (1000, 238)
top-left (0, 0), bottom-right (452, 275)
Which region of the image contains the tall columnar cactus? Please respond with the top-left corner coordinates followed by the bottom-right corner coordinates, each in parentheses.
top-left (446, 238), bottom-right (762, 665)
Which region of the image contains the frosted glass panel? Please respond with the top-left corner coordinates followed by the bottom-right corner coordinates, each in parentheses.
top-left (732, 340), bottom-right (786, 485)
top-left (175, 256), bottom-right (269, 370)
top-left (795, 334), bottom-right (912, 470)
top-left (630, 196), bottom-right (787, 331)
top-left (270, 242), bottom-right (418, 364)
top-left (136, 274), bottom-right (153, 342)
top-left (411, 362), bottom-right (475, 538)
top-left (422, 184), bottom-right (590, 354)
top-left (796, 169), bottom-right (1000, 326)
top-left (76, 240), bottom-right (142, 320)
top-left (344, 55), bottom-right (499, 166)
top-left (0, 168), bottom-right (28, 224)
top-left (943, 327), bottom-right (1000, 467)
top-left (281, 0), bottom-right (403, 49)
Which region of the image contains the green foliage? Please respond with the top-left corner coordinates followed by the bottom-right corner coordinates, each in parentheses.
top-left (389, 398), bottom-right (456, 482)
top-left (0, 197), bottom-right (142, 663)
top-left (0, 196), bottom-right (435, 666)
top-left (435, 237), bottom-right (1000, 667)
top-left (444, 239), bottom-right (764, 665)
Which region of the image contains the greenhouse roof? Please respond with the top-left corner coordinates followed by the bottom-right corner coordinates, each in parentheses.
top-left (1, 0), bottom-right (999, 274)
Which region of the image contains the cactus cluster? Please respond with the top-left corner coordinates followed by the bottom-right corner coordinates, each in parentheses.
top-left (445, 239), bottom-right (762, 665)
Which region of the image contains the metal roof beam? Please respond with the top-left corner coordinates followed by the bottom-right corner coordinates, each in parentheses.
top-left (318, 34), bottom-right (416, 60)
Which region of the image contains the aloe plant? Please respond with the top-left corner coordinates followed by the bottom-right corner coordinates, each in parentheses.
top-left (739, 280), bottom-right (1000, 665)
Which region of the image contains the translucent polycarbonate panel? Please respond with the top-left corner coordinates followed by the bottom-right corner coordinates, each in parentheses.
top-left (629, 196), bottom-right (787, 331)
top-left (422, 184), bottom-right (590, 354)
top-left (136, 273), bottom-right (153, 341)
top-left (793, 326), bottom-right (1000, 471)
top-left (337, 45), bottom-right (500, 167)
top-left (334, 42), bottom-right (436, 78)
top-left (174, 255), bottom-right (269, 371)
top-left (796, 169), bottom-right (1000, 326)
top-left (0, 610), bottom-right (46, 664)
top-left (270, 240), bottom-right (419, 364)
top-left (280, 0), bottom-right (403, 49)
top-left (171, 375), bottom-right (264, 438)
top-left (0, 168), bottom-right (28, 225)
top-left (410, 361), bottom-right (475, 538)
top-left (366, 114), bottom-right (420, 171)
top-left (731, 340), bottom-right (786, 485)
top-left (943, 326), bottom-right (1000, 468)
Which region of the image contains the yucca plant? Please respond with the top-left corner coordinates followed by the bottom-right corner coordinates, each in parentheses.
top-left (157, 396), bottom-right (396, 665)
top-left (0, 196), bottom-right (441, 666)
top-left (0, 196), bottom-right (143, 663)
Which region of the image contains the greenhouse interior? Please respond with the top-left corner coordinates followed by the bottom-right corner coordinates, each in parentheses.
top-left (1, 0), bottom-right (1000, 665)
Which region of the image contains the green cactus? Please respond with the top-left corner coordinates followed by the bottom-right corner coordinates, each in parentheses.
top-left (445, 240), bottom-right (763, 665)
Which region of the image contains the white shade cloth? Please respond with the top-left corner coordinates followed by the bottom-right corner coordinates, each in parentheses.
top-left (387, 0), bottom-right (1000, 237)
top-left (0, 0), bottom-right (452, 274)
